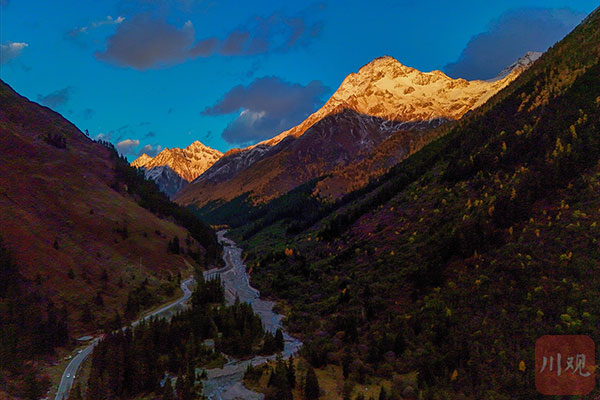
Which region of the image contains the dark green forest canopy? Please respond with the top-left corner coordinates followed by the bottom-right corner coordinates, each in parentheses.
top-left (85, 275), bottom-right (284, 400)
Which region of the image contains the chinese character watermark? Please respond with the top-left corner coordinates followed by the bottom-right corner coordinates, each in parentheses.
top-left (535, 335), bottom-right (595, 395)
top-left (539, 353), bottom-right (591, 377)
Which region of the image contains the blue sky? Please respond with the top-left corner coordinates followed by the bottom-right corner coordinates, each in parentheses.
top-left (1, 0), bottom-right (597, 159)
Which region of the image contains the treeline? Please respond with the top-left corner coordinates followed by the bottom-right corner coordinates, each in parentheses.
top-left (195, 178), bottom-right (339, 240)
top-left (195, 135), bottom-right (447, 243)
top-left (0, 237), bottom-right (68, 399)
top-left (197, 130), bottom-right (448, 244)
top-left (84, 274), bottom-right (283, 399)
top-left (98, 140), bottom-right (221, 265)
top-left (193, 193), bottom-right (256, 227)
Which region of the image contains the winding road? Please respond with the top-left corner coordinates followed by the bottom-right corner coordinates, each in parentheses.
top-left (54, 276), bottom-right (195, 400)
top-left (201, 231), bottom-right (302, 400)
top-left (54, 230), bottom-right (300, 400)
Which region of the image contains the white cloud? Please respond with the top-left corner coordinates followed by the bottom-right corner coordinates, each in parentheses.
top-left (116, 139), bottom-right (140, 155)
top-left (137, 144), bottom-right (163, 157)
top-left (68, 15), bottom-right (125, 37)
top-left (0, 41), bottom-right (28, 64)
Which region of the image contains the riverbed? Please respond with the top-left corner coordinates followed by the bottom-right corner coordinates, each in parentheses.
top-left (201, 231), bottom-right (302, 400)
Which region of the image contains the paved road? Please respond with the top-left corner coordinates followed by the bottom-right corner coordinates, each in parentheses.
top-left (54, 277), bottom-right (195, 400)
top-left (201, 231), bottom-right (302, 400)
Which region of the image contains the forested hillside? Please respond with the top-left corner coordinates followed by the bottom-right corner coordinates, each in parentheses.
top-left (228, 7), bottom-right (600, 399)
top-left (0, 80), bottom-right (219, 398)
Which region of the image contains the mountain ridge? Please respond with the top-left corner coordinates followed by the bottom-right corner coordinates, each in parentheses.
top-left (248, 52), bottom-right (539, 150)
top-left (177, 52), bottom-right (538, 206)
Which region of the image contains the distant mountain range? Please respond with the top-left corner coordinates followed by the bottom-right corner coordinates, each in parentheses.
top-left (175, 52), bottom-right (539, 207)
top-left (131, 140), bottom-right (222, 198)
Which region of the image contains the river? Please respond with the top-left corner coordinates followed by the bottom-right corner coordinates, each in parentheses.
top-left (201, 230), bottom-right (302, 400)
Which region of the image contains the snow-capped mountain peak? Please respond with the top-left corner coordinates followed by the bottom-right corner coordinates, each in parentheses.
top-left (130, 153), bottom-right (152, 168)
top-left (131, 141), bottom-right (223, 182)
top-left (255, 53), bottom-right (536, 149)
top-left (130, 140), bottom-right (223, 197)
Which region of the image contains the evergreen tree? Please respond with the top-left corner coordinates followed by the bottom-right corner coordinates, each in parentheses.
top-left (83, 269), bottom-right (271, 399)
top-left (168, 236), bottom-right (180, 254)
top-left (304, 366), bottom-right (320, 400)
top-left (274, 328), bottom-right (284, 352)
top-left (176, 375), bottom-right (194, 400)
top-left (378, 385), bottom-right (387, 400)
top-left (287, 356), bottom-right (296, 389)
top-left (342, 352), bottom-right (352, 379)
top-left (393, 331), bottom-right (406, 356)
top-left (267, 367), bottom-right (275, 387)
top-left (175, 376), bottom-right (184, 400)
top-left (266, 359), bottom-right (292, 400)
top-left (262, 332), bottom-right (276, 354)
top-left (81, 303), bottom-right (93, 325)
top-left (342, 381), bottom-right (354, 400)
top-left (94, 291), bottom-right (103, 306)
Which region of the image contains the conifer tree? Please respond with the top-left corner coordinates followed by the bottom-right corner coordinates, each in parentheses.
top-left (378, 385), bottom-right (387, 400)
top-left (287, 356), bottom-right (296, 389)
top-left (304, 366), bottom-right (320, 400)
top-left (275, 328), bottom-right (284, 352)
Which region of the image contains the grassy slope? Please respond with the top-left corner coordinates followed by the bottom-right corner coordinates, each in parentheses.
top-left (231, 8), bottom-right (600, 399)
top-left (0, 80), bottom-right (210, 334)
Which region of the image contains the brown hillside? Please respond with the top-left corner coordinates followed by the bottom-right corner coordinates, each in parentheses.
top-left (0, 80), bottom-right (205, 333)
